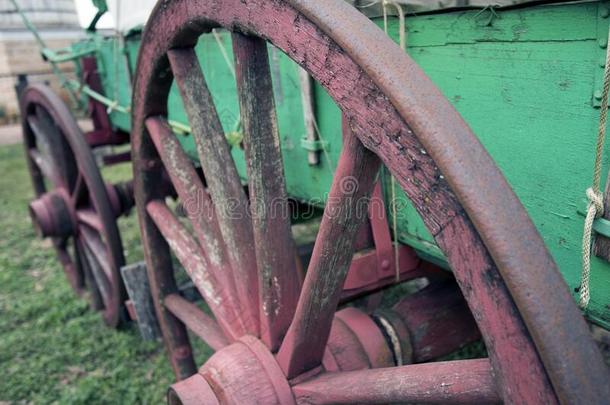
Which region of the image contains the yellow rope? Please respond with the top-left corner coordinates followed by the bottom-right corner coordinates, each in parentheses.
top-left (580, 26), bottom-right (610, 309)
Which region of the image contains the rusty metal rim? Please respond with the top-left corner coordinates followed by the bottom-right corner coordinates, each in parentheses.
top-left (20, 83), bottom-right (126, 327)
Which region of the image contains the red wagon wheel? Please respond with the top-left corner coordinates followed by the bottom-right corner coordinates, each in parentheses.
top-left (21, 84), bottom-right (127, 327)
top-left (132, 0), bottom-right (609, 403)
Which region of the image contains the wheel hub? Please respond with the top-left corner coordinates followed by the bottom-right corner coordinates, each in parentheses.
top-left (169, 335), bottom-right (294, 405)
top-left (28, 189), bottom-right (77, 238)
top-left (168, 308), bottom-right (396, 405)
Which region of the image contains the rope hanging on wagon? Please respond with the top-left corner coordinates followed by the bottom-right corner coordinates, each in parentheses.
top-left (580, 26), bottom-right (610, 310)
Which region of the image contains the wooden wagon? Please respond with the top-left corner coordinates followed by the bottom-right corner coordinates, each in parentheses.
top-left (12, 0), bottom-right (610, 402)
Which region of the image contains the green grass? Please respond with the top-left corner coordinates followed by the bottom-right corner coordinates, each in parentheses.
top-left (0, 144), bottom-right (176, 404)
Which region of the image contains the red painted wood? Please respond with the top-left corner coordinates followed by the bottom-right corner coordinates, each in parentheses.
top-left (200, 340), bottom-right (296, 405)
top-left (277, 126), bottom-right (381, 378)
top-left (233, 33), bottom-right (300, 351)
top-left (292, 358), bottom-right (500, 404)
top-left (167, 48), bottom-right (259, 336)
top-left (164, 293), bottom-right (229, 352)
top-left (324, 317), bottom-right (372, 372)
top-left (383, 282), bottom-right (481, 363)
top-left (79, 226), bottom-right (112, 304)
top-left (146, 116), bottom-right (249, 339)
top-left (146, 200), bottom-right (244, 340)
top-left (239, 336), bottom-right (296, 405)
top-left (335, 307), bottom-right (394, 369)
top-left (342, 245), bottom-right (421, 294)
top-left (368, 182), bottom-right (396, 277)
top-left (169, 373), bottom-right (220, 405)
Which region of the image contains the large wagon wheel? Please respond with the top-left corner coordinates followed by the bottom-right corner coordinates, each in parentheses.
top-left (21, 84), bottom-right (127, 327)
top-left (132, 0), bottom-right (609, 403)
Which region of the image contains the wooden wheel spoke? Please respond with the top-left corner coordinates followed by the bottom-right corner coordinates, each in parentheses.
top-left (71, 172), bottom-right (85, 204)
top-left (146, 199), bottom-right (246, 339)
top-left (54, 238), bottom-right (84, 292)
top-left (74, 237), bottom-right (104, 310)
top-left (233, 33), bottom-right (299, 350)
top-left (168, 47), bottom-right (259, 335)
top-left (76, 208), bottom-right (104, 233)
top-left (277, 126), bottom-right (381, 378)
top-left (146, 116), bottom-right (253, 337)
top-left (27, 113), bottom-right (71, 187)
top-left (164, 293), bottom-right (229, 351)
top-left (292, 359), bottom-right (501, 404)
top-left (27, 115), bottom-right (53, 157)
top-left (79, 226), bottom-right (112, 305)
top-left (28, 148), bottom-right (62, 187)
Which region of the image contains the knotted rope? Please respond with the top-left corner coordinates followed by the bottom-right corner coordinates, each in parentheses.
top-left (580, 26), bottom-right (610, 309)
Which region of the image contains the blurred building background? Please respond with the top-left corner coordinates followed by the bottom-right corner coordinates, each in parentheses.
top-left (0, 0), bottom-right (81, 123)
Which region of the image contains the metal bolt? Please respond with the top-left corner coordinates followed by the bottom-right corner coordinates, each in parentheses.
top-left (601, 57), bottom-right (607, 68)
top-left (601, 38), bottom-right (608, 49)
top-left (595, 90), bottom-right (603, 101)
top-left (602, 8), bottom-right (610, 18)
top-left (381, 259), bottom-right (390, 270)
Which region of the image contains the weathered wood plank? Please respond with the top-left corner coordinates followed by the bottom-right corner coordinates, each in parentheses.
top-left (120, 261), bottom-right (161, 341)
top-left (292, 359), bottom-right (501, 404)
top-left (146, 199), bottom-right (239, 341)
top-left (146, 116), bottom-right (249, 339)
top-left (277, 123), bottom-right (381, 378)
top-left (168, 48), bottom-right (259, 336)
top-left (164, 293), bottom-right (229, 351)
top-left (233, 32), bottom-right (300, 351)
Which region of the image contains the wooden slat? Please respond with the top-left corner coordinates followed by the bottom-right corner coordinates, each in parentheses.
top-left (71, 172), bottom-right (85, 204)
top-left (146, 199), bottom-right (243, 339)
top-left (79, 226), bottom-right (112, 304)
top-left (233, 33), bottom-right (300, 351)
top-left (76, 208), bottom-right (104, 232)
top-left (28, 148), bottom-right (61, 187)
top-left (277, 125), bottom-right (381, 378)
top-left (27, 114), bottom-right (67, 187)
top-left (168, 47), bottom-right (259, 336)
top-left (292, 359), bottom-right (501, 404)
top-left (146, 116), bottom-right (250, 339)
top-left (121, 262), bottom-right (162, 341)
top-left (164, 293), bottom-right (229, 351)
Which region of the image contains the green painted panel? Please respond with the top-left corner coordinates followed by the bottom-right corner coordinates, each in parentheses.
top-left (93, 36), bottom-right (133, 132)
top-left (380, 1), bottom-right (610, 327)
